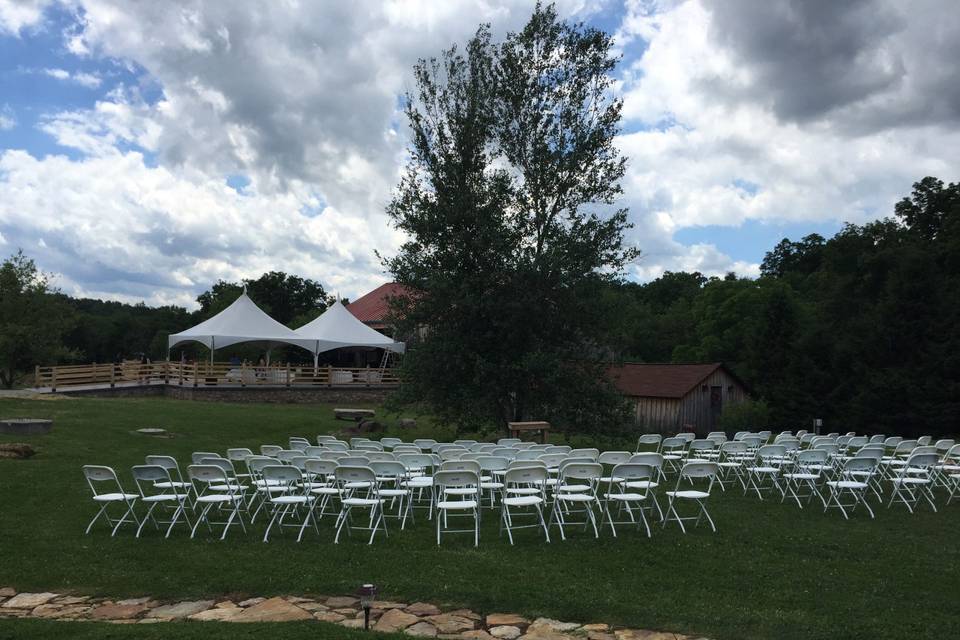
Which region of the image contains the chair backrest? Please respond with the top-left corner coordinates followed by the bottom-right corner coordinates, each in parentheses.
top-left (380, 437), bottom-right (403, 449)
top-left (349, 437), bottom-right (371, 448)
top-left (636, 434), bottom-right (662, 451)
top-left (674, 432), bottom-right (695, 444)
top-left (334, 465), bottom-right (377, 486)
top-left (440, 459), bottom-right (481, 474)
top-left (192, 451), bottom-right (219, 464)
top-left (304, 458), bottom-right (338, 478)
top-left (317, 451), bottom-right (349, 461)
top-left (370, 460), bottom-right (407, 479)
top-left (316, 435), bottom-right (337, 444)
top-left (514, 442), bottom-right (536, 450)
top-left (911, 445), bottom-right (937, 456)
top-left (393, 444), bottom-right (422, 454)
top-left (628, 452), bottom-right (664, 470)
top-left (868, 434), bottom-right (885, 444)
top-left (145, 455), bottom-right (180, 473)
top-left (497, 438), bottom-right (521, 446)
top-left (491, 447), bottom-right (518, 460)
top-left (433, 469), bottom-right (479, 490)
top-left (131, 464), bottom-right (173, 495)
top-left (661, 437), bottom-right (686, 452)
top-left (812, 442), bottom-right (839, 455)
top-left (854, 447), bottom-right (883, 461)
top-left (289, 438), bottom-right (310, 452)
top-left (355, 441), bottom-right (385, 452)
top-left (515, 450), bottom-right (541, 461)
top-left (439, 449), bottom-right (466, 461)
top-left (325, 441), bottom-right (350, 452)
top-left (545, 445), bottom-right (571, 455)
top-left (795, 449), bottom-right (828, 467)
top-left (719, 441), bottom-right (747, 457)
top-left (226, 448), bottom-right (254, 462)
top-left (568, 448), bottom-right (599, 461)
top-left (199, 457), bottom-right (236, 476)
top-left (846, 436), bottom-right (868, 450)
top-left (610, 463), bottom-right (654, 483)
top-left (338, 455), bottom-right (371, 466)
top-left (187, 463), bottom-right (228, 485)
top-left (894, 440), bottom-right (918, 454)
top-left (688, 439), bottom-right (715, 454)
top-left (756, 444), bottom-right (786, 461)
top-left (397, 453), bottom-right (435, 472)
top-left (364, 451), bottom-right (396, 462)
top-left (707, 434), bottom-right (728, 446)
top-left (800, 433), bottom-right (816, 445)
top-left (503, 465), bottom-right (548, 487)
top-left (741, 435), bottom-right (765, 450)
top-left (677, 462), bottom-right (720, 482)
top-left (598, 451), bottom-right (631, 465)
top-left (470, 443), bottom-right (495, 452)
top-left (262, 464), bottom-right (302, 485)
top-left (276, 450), bottom-right (303, 463)
top-left (842, 457), bottom-right (877, 475)
top-left (883, 436), bottom-right (903, 448)
top-left (917, 436), bottom-right (932, 446)
top-left (477, 456), bottom-right (509, 472)
top-left (82, 465), bottom-right (123, 496)
top-left (780, 439), bottom-right (800, 453)
top-left (412, 439), bottom-right (437, 451)
top-left (246, 455), bottom-right (278, 474)
top-left (304, 446), bottom-right (326, 457)
top-left (288, 456), bottom-right (310, 471)
top-left (902, 452), bottom-right (939, 474)
top-left (508, 459), bottom-right (545, 470)
top-left (260, 445), bottom-right (283, 457)
top-left (559, 462), bottom-right (602, 482)
top-left (537, 453), bottom-right (567, 468)
top-left (934, 439), bottom-right (955, 453)
top-left (453, 439), bottom-right (477, 447)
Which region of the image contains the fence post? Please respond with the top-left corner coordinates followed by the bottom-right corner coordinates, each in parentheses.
top-left (51, 367), bottom-right (57, 393)
top-left (34, 365), bottom-right (39, 389)
top-left (285, 363), bottom-right (291, 387)
top-left (193, 362), bottom-right (198, 388)
top-left (163, 361), bottom-right (169, 384)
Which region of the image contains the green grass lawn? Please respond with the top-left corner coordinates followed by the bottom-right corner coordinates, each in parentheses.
top-left (0, 396), bottom-right (957, 640)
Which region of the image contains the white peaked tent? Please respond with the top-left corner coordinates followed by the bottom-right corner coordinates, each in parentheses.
top-left (295, 300), bottom-right (405, 369)
top-left (167, 289), bottom-right (315, 361)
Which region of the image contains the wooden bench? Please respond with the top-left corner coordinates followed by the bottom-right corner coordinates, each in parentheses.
top-left (507, 421), bottom-right (550, 444)
top-left (334, 408), bottom-right (376, 422)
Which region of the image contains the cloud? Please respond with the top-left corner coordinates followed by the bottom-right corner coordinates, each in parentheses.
top-left (610, 0), bottom-right (960, 278)
top-left (43, 67), bottom-right (102, 87)
top-left (0, 0), bottom-right (50, 35)
top-left (0, 104), bottom-right (15, 130)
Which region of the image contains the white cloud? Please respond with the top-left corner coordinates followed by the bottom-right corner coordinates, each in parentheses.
top-left (43, 67), bottom-right (102, 87)
top-left (611, 0), bottom-right (960, 278)
top-left (0, 104), bottom-right (15, 130)
top-left (0, 0), bottom-right (49, 35)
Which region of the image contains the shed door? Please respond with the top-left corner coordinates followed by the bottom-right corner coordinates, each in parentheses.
top-left (710, 386), bottom-right (723, 429)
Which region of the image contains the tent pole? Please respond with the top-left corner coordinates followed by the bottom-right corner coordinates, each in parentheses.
top-left (210, 336), bottom-right (215, 366)
top-left (314, 340), bottom-right (319, 375)
top-left (266, 347), bottom-right (272, 367)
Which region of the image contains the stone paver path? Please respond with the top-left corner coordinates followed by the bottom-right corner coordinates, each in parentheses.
top-left (0, 587), bottom-right (710, 639)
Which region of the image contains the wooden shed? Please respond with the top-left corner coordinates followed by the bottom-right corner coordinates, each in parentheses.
top-left (606, 362), bottom-right (749, 434)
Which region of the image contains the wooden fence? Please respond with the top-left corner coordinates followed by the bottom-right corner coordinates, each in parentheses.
top-left (34, 361), bottom-right (400, 391)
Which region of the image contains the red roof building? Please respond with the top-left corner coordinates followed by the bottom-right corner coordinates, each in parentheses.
top-left (606, 362), bottom-right (750, 434)
top-left (346, 283), bottom-right (414, 331)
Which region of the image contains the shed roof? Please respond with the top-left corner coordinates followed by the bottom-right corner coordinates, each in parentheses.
top-left (606, 362), bottom-right (742, 399)
top-left (346, 282), bottom-right (414, 327)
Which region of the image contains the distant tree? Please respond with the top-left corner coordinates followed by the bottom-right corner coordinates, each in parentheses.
top-left (385, 4), bottom-right (638, 433)
top-left (0, 251), bottom-right (78, 387)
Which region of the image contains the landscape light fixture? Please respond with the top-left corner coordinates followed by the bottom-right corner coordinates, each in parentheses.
top-left (358, 583), bottom-right (377, 630)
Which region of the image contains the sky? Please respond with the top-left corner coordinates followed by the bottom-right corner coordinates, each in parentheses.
top-left (0, 0), bottom-right (958, 309)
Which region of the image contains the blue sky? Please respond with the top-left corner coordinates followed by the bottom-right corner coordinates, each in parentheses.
top-left (1, 0), bottom-right (956, 307)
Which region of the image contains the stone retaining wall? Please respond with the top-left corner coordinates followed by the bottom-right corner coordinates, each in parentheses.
top-left (0, 587), bottom-right (709, 639)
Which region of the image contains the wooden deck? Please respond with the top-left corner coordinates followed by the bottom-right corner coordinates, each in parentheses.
top-left (32, 361), bottom-right (400, 393)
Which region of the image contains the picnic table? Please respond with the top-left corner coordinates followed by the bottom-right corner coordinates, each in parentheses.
top-left (507, 421), bottom-right (550, 443)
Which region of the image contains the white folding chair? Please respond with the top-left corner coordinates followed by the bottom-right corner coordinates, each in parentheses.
top-left (780, 449), bottom-right (828, 508)
top-left (370, 461), bottom-right (412, 528)
top-left (433, 470), bottom-right (481, 546)
top-left (261, 465), bottom-right (317, 542)
top-left (888, 452), bottom-right (939, 513)
top-left (187, 464), bottom-right (247, 539)
top-left (601, 463), bottom-right (653, 538)
top-left (548, 462), bottom-right (602, 540)
top-left (82, 465), bottom-right (140, 536)
top-left (824, 458), bottom-right (877, 519)
top-left (334, 466), bottom-right (386, 544)
top-left (660, 437), bottom-right (686, 473)
top-left (259, 445), bottom-right (283, 457)
top-left (663, 461), bottom-right (719, 533)
top-left (131, 464), bottom-right (192, 538)
top-left (499, 465), bottom-right (550, 544)
top-left (303, 458), bottom-right (342, 520)
top-left (627, 453), bottom-right (665, 520)
top-left (744, 444), bottom-right (786, 499)
top-left (715, 441), bottom-right (748, 491)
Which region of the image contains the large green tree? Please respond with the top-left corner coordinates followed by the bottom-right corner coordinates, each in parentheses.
top-left (385, 4), bottom-right (638, 433)
top-left (0, 251), bottom-right (78, 387)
